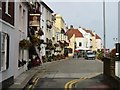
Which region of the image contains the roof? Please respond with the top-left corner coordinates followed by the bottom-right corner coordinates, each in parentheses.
top-left (66, 29), bottom-right (83, 39)
top-left (85, 30), bottom-right (94, 36)
top-left (96, 34), bottom-right (101, 39)
top-left (40, 2), bottom-right (54, 13)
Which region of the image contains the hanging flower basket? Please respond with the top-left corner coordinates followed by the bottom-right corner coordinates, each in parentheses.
top-left (54, 43), bottom-right (59, 47)
top-left (37, 29), bottom-right (44, 36)
top-left (19, 39), bottom-right (31, 49)
top-left (31, 36), bottom-right (40, 45)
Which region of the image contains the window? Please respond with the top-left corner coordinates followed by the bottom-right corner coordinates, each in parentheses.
top-left (79, 42), bottom-right (82, 46)
top-left (0, 32), bottom-right (9, 71)
top-left (5, 0), bottom-right (11, 17)
top-left (18, 47), bottom-right (24, 68)
top-left (0, 1), bottom-right (2, 11)
top-left (0, 1), bottom-right (2, 19)
top-left (74, 42), bottom-right (76, 49)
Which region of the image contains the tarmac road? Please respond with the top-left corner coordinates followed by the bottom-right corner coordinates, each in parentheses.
top-left (26, 58), bottom-right (104, 89)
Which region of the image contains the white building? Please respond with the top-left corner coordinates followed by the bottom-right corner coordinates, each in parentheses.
top-left (79, 27), bottom-right (91, 49)
top-left (0, 1), bottom-right (29, 89)
top-left (14, 1), bottom-right (29, 78)
top-left (40, 1), bottom-right (54, 57)
top-left (96, 34), bottom-right (102, 50)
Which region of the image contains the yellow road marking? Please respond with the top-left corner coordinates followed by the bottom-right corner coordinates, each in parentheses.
top-left (64, 77), bottom-right (90, 89)
top-left (64, 79), bottom-right (77, 89)
top-left (28, 77), bottom-right (39, 90)
top-left (69, 79), bottom-right (80, 88)
top-left (31, 77), bottom-right (39, 90)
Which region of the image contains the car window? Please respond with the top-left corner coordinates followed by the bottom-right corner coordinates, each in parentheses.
top-left (87, 52), bottom-right (94, 55)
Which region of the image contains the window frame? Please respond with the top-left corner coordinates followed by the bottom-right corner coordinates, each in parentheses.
top-left (5, 0), bottom-right (11, 17)
top-left (0, 32), bottom-right (9, 72)
top-left (79, 42), bottom-right (82, 46)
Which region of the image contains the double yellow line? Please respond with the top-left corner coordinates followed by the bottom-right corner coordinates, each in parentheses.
top-left (28, 77), bottom-right (39, 90)
top-left (64, 79), bottom-right (80, 89)
top-left (64, 77), bottom-right (89, 89)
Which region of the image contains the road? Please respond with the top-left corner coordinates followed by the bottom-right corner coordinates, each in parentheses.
top-left (27, 58), bottom-right (103, 89)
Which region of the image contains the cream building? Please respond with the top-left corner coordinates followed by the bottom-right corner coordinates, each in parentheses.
top-left (66, 27), bottom-right (102, 57)
top-left (66, 29), bottom-right (84, 56)
top-left (54, 14), bottom-right (68, 55)
top-left (55, 14), bottom-right (65, 31)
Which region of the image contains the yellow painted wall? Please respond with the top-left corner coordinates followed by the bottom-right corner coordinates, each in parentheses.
top-left (91, 36), bottom-right (97, 51)
top-left (55, 14), bottom-right (65, 31)
top-left (68, 34), bottom-right (75, 56)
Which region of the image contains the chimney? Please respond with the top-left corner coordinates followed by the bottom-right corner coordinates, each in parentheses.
top-left (70, 25), bottom-right (74, 29)
top-left (79, 26), bottom-right (81, 28)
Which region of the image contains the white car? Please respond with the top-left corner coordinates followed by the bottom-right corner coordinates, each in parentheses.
top-left (85, 51), bottom-right (96, 60)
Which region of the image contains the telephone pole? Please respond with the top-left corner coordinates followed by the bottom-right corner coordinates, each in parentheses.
top-left (103, 0), bottom-right (106, 57)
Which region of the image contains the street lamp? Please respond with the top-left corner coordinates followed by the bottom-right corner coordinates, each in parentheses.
top-left (103, 0), bottom-right (106, 57)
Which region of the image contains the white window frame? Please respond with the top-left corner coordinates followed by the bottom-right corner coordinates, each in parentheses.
top-left (5, 0), bottom-right (11, 17)
top-left (0, 32), bottom-right (8, 71)
top-left (0, 1), bottom-right (1, 11)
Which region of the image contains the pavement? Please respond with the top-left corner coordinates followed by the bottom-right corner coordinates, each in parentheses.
top-left (8, 60), bottom-right (66, 90)
top-left (76, 74), bottom-right (112, 89)
top-left (8, 64), bottom-right (46, 90)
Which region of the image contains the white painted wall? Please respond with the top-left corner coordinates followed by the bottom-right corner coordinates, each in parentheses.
top-left (14, 2), bottom-right (29, 78)
top-left (75, 38), bottom-right (85, 48)
top-left (78, 28), bottom-right (91, 48)
top-left (40, 4), bottom-right (46, 56)
top-left (85, 33), bottom-right (92, 48)
top-left (0, 20), bottom-right (15, 82)
top-left (41, 4), bottom-right (53, 56)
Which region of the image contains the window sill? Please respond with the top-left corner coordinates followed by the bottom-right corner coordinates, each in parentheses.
top-left (5, 12), bottom-right (11, 17)
top-left (0, 67), bottom-right (7, 72)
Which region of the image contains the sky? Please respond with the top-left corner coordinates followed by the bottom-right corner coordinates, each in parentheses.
top-left (44, 0), bottom-right (119, 50)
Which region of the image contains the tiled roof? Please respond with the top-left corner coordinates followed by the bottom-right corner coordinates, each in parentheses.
top-left (96, 34), bottom-right (101, 39)
top-left (85, 30), bottom-right (94, 36)
top-left (66, 29), bottom-right (83, 39)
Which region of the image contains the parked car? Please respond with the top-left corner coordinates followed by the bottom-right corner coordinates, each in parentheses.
top-left (85, 51), bottom-right (96, 60)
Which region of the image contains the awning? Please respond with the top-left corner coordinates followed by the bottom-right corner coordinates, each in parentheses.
top-left (75, 47), bottom-right (90, 51)
top-left (74, 50), bottom-right (80, 52)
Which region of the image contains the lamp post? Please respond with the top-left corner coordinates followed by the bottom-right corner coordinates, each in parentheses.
top-left (103, 0), bottom-right (106, 57)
